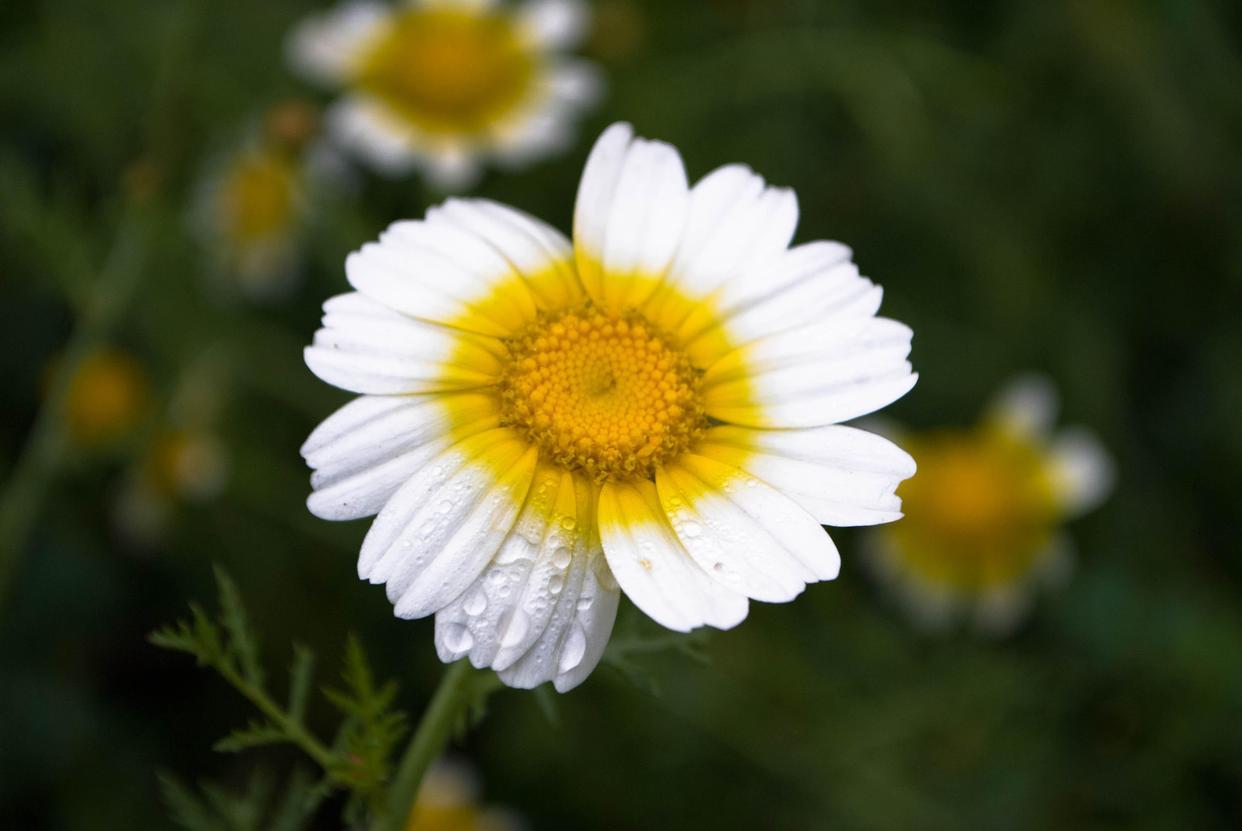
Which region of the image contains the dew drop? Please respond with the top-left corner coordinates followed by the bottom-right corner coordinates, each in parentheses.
top-left (463, 590), bottom-right (487, 616)
top-left (551, 545), bottom-right (572, 570)
top-left (548, 573), bottom-right (565, 595)
top-left (680, 520), bottom-right (702, 538)
top-left (576, 595), bottom-right (594, 612)
top-left (441, 623), bottom-right (474, 653)
top-left (558, 624), bottom-right (588, 673)
top-left (559, 516), bottom-right (577, 531)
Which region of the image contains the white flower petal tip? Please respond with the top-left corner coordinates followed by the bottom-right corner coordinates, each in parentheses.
top-left (1050, 427), bottom-right (1115, 516)
top-left (989, 373), bottom-right (1058, 439)
top-left (517, 0), bottom-right (589, 49)
top-left (598, 480), bottom-right (748, 633)
top-left (287, 0), bottom-right (601, 182)
top-left (285, 1), bottom-right (389, 86)
top-left (574, 122), bottom-right (690, 308)
top-left (431, 468), bottom-right (621, 692)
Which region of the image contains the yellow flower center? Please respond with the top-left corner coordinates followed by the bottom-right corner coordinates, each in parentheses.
top-left (499, 303), bottom-right (707, 482)
top-left (355, 7), bottom-right (535, 136)
top-left (889, 430), bottom-right (1060, 590)
top-left (61, 350), bottom-right (150, 447)
top-left (223, 152), bottom-right (297, 242)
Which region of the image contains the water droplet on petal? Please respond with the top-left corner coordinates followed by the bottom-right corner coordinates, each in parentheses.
top-left (463, 590), bottom-right (487, 616)
top-left (681, 520), bottom-right (702, 538)
top-left (551, 545), bottom-right (572, 570)
top-left (548, 573), bottom-right (565, 595)
top-left (441, 623), bottom-right (474, 653)
top-left (558, 624), bottom-right (588, 673)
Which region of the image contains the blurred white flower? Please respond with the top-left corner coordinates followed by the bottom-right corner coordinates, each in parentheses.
top-left (192, 102), bottom-right (326, 300)
top-left (301, 122), bottom-right (916, 691)
top-left (869, 375), bottom-right (1114, 635)
top-left (405, 760), bottom-right (521, 831)
top-left (287, 0), bottom-right (601, 189)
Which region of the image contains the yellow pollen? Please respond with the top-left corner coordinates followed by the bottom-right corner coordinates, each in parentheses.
top-left (889, 430), bottom-right (1060, 591)
top-left (223, 151), bottom-right (297, 243)
top-left (355, 8), bottom-right (535, 136)
top-left (499, 303), bottom-right (707, 482)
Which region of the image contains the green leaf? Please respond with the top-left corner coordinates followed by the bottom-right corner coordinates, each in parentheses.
top-left (158, 773), bottom-right (224, 831)
top-left (267, 767), bottom-right (327, 831)
top-left (213, 719), bottom-right (289, 753)
top-left (214, 565), bottom-right (265, 689)
top-left (286, 643), bottom-right (315, 726)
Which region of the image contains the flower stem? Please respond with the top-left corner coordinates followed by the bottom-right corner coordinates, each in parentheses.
top-left (0, 205), bottom-right (154, 613)
top-left (377, 661), bottom-right (500, 831)
top-left (213, 660), bottom-right (338, 773)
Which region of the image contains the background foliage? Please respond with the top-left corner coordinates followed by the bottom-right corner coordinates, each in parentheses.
top-left (2, 0), bottom-right (1240, 828)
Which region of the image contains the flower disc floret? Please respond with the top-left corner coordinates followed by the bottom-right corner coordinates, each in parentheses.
top-left (499, 303), bottom-right (707, 482)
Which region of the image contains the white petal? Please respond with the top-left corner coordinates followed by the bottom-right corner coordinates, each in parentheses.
top-left (598, 479), bottom-right (748, 632)
top-left (1049, 427), bottom-right (1114, 515)
top-left (304, 292), bottom-right (505, 395)
top-left (662, 164), bottom-right (798, 308)
top-left (433, 465), bottom-right (560, 666)
top-left (704, 317), bottom-right (917, 428)
top-left (326, 98), bottom-right (419, 176)
top-left (696, 424), bottom-right (916, 527)
top-left (285, 1), bottom-right (388, 85)
top-left (987, 374), bottom-right (1059, 440)
top-left (552, 557), bottom-right (620, 692)
top-left (428, 198), bottom-right (581, 309)
top-left (516, 0), bottom-right (589, 50)
top-left (489, 473), bottom-right (592, 673)
top-left (358, 429), bottom-right (538, 620)
top-left (573, 123), bottom-right (690, 310)
top-left (491, 61), bottom-right (602, 167)
top-left (682, 244), bottom-right (879, 361)
top-left (433, 467), bottom-right (619, 691)
top-left (302, 392), bottom-right (500, 520)
top-left (346, 217), bottom-right (540, 336)
top-left (656, 454), bottom-right (840, 603)
top-left (422, 145), bottom-right (483, 192)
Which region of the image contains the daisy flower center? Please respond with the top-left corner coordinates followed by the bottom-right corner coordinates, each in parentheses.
top-left (355, 8), bottom-right (535, 136)
top-left (223, 152), bottom-right (298, 242)
top-left (498, 303), bottom-right (708, 482)
top-left (891, 432), bottom-right (1059, 588)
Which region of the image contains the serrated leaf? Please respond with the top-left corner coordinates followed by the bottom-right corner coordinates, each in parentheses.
top-left (267, 767), bottom-right (326, 831)
top-left (213, 719), bottom-right (289, 753)
top-left (214, 565), bottom-right (265, 689)
top-left (158, 773), bottom-right (224, 831)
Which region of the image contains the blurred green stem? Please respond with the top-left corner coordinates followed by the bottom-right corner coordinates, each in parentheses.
top-left (377, 661), bottom-right (500, 831)
top-left (0, 204), bottom-right (154, 612)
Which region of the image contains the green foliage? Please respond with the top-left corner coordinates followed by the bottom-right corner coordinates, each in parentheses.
top-left (150, 568), bottom-right (411, 826)
top-left (602, 608), bottom-right (713, 697)
top-left (158, 767), bottom-right (323, 831)
top-left (322, 634), bottom-right (409, 805)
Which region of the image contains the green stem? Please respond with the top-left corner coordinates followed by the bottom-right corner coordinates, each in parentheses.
top-left (376, 661), bottom-right (499, 831)
top-left (0, 205), bottom-right (154, 611)
top-left (214, 662), bottom-right (338, 773)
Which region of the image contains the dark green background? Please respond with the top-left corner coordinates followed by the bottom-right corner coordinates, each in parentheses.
top-left (2, 0), bottom-right (1240, 828)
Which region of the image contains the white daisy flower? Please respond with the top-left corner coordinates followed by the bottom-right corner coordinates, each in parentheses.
top-left (302, 123), bottom-right (918, 691)
top-left (869, 375), bottom-right (1114, 635)
top-left (287, 0), bottom-right (601, 189)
